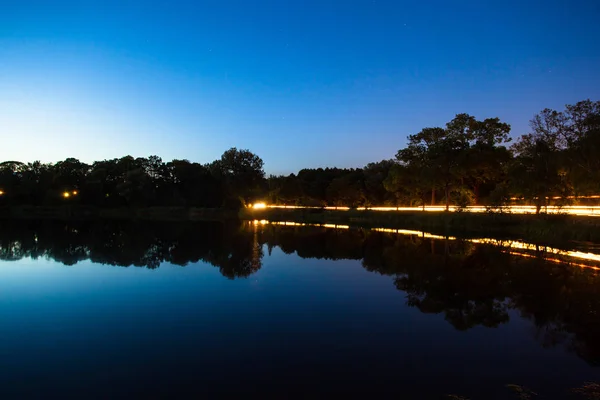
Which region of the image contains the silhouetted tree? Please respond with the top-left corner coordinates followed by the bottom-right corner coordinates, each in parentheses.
top-left (210, 148), bottom-right (265, 208)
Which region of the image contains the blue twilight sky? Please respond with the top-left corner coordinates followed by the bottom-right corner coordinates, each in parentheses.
top-left (1, 0), bottom-right (599, 174)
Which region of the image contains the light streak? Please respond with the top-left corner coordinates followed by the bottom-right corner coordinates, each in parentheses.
top-left (255, 204), bottom-right (600, 217)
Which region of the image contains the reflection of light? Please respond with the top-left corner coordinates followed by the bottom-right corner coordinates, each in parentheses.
top-left (252, 220), bottom-right (350, 229)
top-left (507, 251), bottom-right (600, 271)
top-left (252, 202), bottom-right (267, 209)
top-left (62, 192), bottom-right (70, 198)
top-left (272, 221), bottom-right (306, 226)
top-left (256, 220), bottom-right (600, 269)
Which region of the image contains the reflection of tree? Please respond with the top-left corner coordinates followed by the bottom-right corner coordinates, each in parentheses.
top-left (3, 221), bottom-right (600, 364)
top-left (257, 225), bottom-right (600, 364)
top-left (389, 243), bottom-right (512, 330)
top-left (260, 225), bottom-right (365, 260)
top-left (0, 220), bottom-right (262, 278)
top-left (203, 224), bottom-right (263, 279)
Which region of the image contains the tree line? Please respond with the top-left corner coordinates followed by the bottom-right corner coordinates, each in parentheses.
top-left (1, 99), bottom-right (598, 211)
top-left (0, 148), bottom-right (265, 209)
top-left (267, 99), bottom-right (600, 212)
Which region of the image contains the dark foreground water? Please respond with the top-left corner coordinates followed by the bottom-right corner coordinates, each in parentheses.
top-left (1, 220), bottom-right (600, 399)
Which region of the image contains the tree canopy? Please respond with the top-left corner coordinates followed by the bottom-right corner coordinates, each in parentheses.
top-left (2, 100), bottom-right (599, 212)
top-left (0, 148), bottom-right (264, 210)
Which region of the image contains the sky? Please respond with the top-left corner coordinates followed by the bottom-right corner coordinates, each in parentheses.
top-left (1, 0), bottom-right (599, 175)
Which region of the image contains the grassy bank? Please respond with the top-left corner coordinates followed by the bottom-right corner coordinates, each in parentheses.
top-left (240, 207), bottom-right (600, 244)
top-left (0, 206), bottom-right (238, 221)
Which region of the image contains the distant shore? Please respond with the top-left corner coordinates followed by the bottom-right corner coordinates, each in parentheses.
top-left (3, 205), bottom-right (600, 245)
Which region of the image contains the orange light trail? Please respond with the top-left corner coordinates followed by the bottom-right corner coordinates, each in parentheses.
top-left (258, 204), bottom-right (600, 216)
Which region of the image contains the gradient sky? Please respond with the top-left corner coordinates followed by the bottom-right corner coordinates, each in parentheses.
top-left (1, 0), bottom-right (599, 174)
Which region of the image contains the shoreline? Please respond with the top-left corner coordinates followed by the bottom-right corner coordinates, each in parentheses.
top-left (3, 205), bottom-right (600, 245)
top-left (0, 205), bottom-right (238, 221)
top-left (241, 207), bottom-right (600, 244)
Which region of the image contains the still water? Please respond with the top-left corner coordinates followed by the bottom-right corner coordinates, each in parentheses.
top-left (1, 220), bottom-right (600, 399)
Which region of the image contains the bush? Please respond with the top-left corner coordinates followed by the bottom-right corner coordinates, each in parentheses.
top-left (485, 184), bottom-right (511, 214)
top-left (452, 188), bottom-right (475, 212)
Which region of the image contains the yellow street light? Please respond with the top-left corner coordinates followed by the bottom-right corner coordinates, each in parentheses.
top-left (72, 190), bottom-right (78, 195)
top-left (0, 190), bottom-right (4, 196)
top-left (63, 192), bottom-right (70, 198)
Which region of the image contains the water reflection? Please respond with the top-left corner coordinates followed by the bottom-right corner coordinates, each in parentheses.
top-left (0, 220), bottom-right (262, 278)
top-left (2, 219), bottom-right (600, 365)
top-left (260, 222), bottom-right (600, 366)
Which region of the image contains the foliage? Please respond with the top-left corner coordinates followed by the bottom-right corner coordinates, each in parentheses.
top-left (485, 183), bottom-right (511, 213)
top-left (0, 148), bottom-right (263, 210)
top-left (1, 99), bottom-right (599, 211)
top-left (391, 114), bottom-right (512, 210)
top-left (210, 148), bottom-right (265, 207)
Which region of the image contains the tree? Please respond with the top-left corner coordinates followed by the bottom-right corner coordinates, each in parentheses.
top-left (326, 170), bottom-right (366, 208)
top-left (211, 148), bottom-right (265, 207)
top-left (363, 160), bottom-right (396, 206)
top-left (398, 123), bottom-right (468, 211)
top-left (559, 100), bottom-right (600, 194)
top-left (384, 163), bottom-right (431, 209)
top-left (510, 133), bottom-right (569, 213)
top-left (462, 118), bottom-right (512, 204)
top-left (21, 161), bottom-right (54, 205)
top-left (393, 114), bottom-right (512, 210)
top-left (52, 158), bottom-right (90, 190)
top-left (507, 102), bottom-right (600, 212)
top-left (267, 174), bottom-right (304, 205)
top-left (166, 160), bottom-right (222, 207)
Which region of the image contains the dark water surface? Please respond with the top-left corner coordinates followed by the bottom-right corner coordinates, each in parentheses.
top-left (1, 220), bottom-right (600, 399)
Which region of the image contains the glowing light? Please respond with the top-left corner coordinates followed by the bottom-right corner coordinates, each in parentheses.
top-left (72, 190), bottom-right (78, 195)
top-left (260, 204), bottom-right (600, 217)
top-left (0, 190), bottom-right (4, 196)
top-left (272, 221), bottom-right (306, 226)
top-left (62, 192), bottom-right (70, 198)
top-left (396, 229), bottom-right (424, 235)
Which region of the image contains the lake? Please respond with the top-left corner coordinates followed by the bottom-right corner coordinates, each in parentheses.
top-left (1, 219), bottom-right (599, 399)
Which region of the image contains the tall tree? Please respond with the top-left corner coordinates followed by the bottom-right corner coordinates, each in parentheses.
top-left (510, 132), bottom-right (569, 213)
top-left (363, 160), bottom-right (396, 206)
top-left (398, 121), bottom-right (469, 211)
top-left (463, 118), bottom-right (512, 203)
top-left (211, 148), bottom-right (265, 207)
